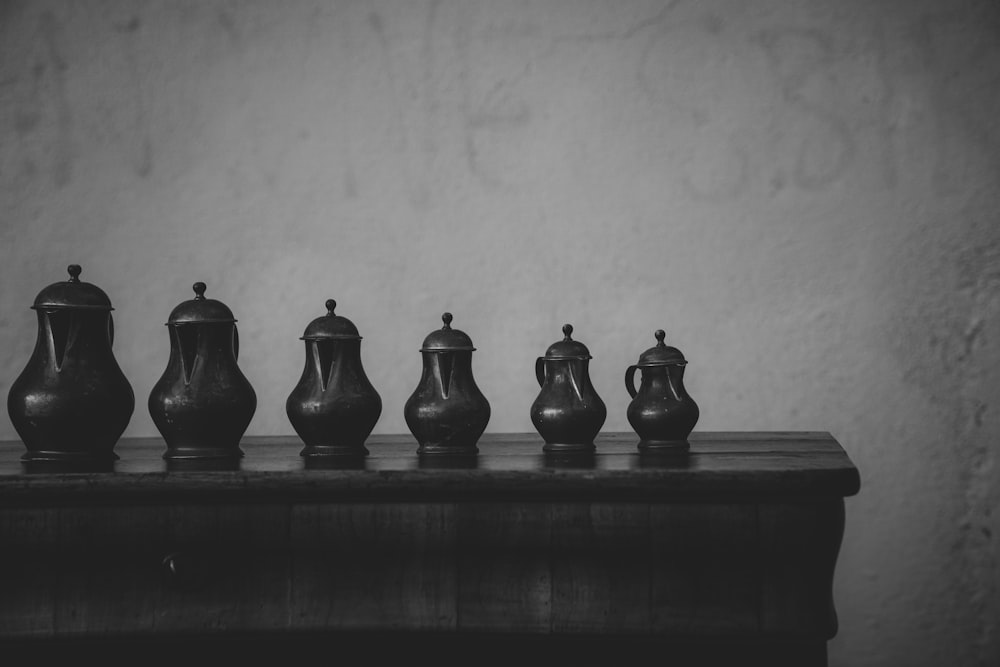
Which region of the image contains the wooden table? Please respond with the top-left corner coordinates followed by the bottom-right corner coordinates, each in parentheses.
top-left (0, 432), bottom-right (859, 665)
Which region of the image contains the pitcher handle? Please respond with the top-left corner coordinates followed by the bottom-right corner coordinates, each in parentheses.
top-left (535, 357), bottom-right (545, 387)
top-left (625, 365), bottom-right (639, 398)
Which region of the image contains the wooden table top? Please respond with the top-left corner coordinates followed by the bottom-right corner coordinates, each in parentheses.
top-left (0, 432), bottom-right (860, 504)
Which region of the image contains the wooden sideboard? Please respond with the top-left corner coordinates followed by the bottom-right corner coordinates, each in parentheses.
top-left (0, 432), bottom-right (859, 665)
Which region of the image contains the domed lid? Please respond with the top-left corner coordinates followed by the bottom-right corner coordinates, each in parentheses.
top-left (32, 264), bottom-right (113, 311)
top-left (634, 330), bottom-right (687, 366)
top-left (420, 312), bottom-right (475, 352)
top-left (542, 324), bottom-right (592, 360)
top-left (166, 282), bottom-right (236, 325)
top-left (301, 299), bottom-right (362, 340)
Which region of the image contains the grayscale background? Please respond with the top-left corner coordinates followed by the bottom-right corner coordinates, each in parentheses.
top-left (1, 1), bottom-right (998, 664)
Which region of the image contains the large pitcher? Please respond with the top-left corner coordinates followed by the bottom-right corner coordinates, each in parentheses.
top-left (404, 312), bottom-right (490, 457)
top-left (286, 299), bottom-right (381, 458)
top-left (7, 264), bottom-right (134, 463)
top-left (148, 282), bottom-right (256, 460)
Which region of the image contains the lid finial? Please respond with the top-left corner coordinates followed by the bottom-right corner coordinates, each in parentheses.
top-left (541, 323), bottom-right (590, 359)
top-left (31, 264), bottom-right (112, 310)
top-left (419, 311), bottom-right (474, 351)
top-left (633, 329), bottom-right (686, 366)
top-left (165, 282), bottom-right (236, 324)
top-left (299, 298), bottom-right (361, 340)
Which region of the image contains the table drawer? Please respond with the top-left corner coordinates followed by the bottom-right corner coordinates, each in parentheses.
top-left (1, 500), bottom-right (842, 640)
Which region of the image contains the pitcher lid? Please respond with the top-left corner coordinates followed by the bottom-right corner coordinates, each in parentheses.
top-left (166, 282), bottom-right (237, 325)
top-left (542, 324), bottom-right (592, 360)
top-left (32, 264), bottom-right (114, 311)
top-left (301, 299), bottom-right (362, 340)
top-left (420, 312), bottom-right (475, 352)
top-left (634, 330), bottom-right (687, 366)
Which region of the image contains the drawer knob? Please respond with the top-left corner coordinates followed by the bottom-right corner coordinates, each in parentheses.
top-left (162, 552), bottom-right (180, 576)
top-left (161, 551), bottom-right (206, 588)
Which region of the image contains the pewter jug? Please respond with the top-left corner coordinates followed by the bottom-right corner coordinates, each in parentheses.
top-left (7, 264), bottom-right (134, 463)
top-left (286, 299), bottom-right (381, 458)
top-left (626, 330), bottom-right (699, 453)
top-left (404, 312), bottom-right (490, 456)
top-left (530, 324), bottom-right (606, 453)
top-left (148, 282), bottom-right (256, 460)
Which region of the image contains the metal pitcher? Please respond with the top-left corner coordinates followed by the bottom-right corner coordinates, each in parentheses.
top-left (404, 312), bottom-right (490, 457)
top-left (626, 330), bottom-right (699, 453)
top-left (7, 264), bottom-right (134, 463)
top-left (531, 324), bottom-right (606, 453)
top-left (286, 299), bottom-right (381, 458)
top-left (148, 282), bottom-right (256, 460)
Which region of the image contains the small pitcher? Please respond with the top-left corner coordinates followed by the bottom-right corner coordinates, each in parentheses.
top-left (625, 330), bottom-right (699, 453)
top-left (530, 324), bottom-right (606, 453)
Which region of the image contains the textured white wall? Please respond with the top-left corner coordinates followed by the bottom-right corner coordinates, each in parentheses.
top-left (1, 0), bottom-right (998, 664)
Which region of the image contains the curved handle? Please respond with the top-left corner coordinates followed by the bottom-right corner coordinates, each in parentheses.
top-left (625, 365), bottom-right (639, 399)
top-left (535, 357), bottom-right (545, 387)
top-left (233, 326), bottom-right (240, 362)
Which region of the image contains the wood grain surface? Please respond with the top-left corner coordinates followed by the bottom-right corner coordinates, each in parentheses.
top-left (0, 432), bottom-right (860, 503)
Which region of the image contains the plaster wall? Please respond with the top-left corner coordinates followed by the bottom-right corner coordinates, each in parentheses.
top-left (1, 1), bottom-right (998, 664)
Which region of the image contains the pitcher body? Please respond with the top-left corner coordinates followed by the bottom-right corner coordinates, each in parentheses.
top-left (149, 283), bottom-right (256, 460)
top-left (530, 325), bottom-right (605, 453)
top-left (287, 300), bottom-right (381, 457)
top-left (404, 313), bottom-right (489, 456)
top-left (626, 330), bottom-right (698, 453)
top-left (8, 265), bottom-right (134, 462)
